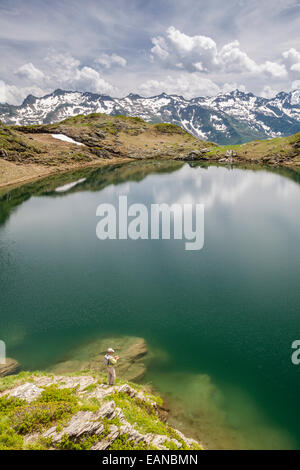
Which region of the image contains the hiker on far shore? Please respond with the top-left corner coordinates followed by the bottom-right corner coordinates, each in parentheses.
top-left (104, 348), bottom-right (119, 385)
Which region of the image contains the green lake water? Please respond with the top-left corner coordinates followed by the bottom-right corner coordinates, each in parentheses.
top-left (1, 161), bottom-right (300, 449)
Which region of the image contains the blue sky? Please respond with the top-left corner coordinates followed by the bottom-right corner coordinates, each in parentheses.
top-left (1, 0), bottom-right (300, 103)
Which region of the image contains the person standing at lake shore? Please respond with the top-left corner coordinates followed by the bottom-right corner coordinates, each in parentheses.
top-left (104, 348), bottom-right (119, 385)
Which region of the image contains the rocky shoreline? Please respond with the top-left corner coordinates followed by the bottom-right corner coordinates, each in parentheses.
top-left (0, 336), bottom-right (202, 451)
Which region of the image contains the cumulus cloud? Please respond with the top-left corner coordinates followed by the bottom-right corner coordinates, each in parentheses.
top-left (282, 47), bottom-right (300, 77)
top-left (261, 61), bottom-right (287, 78)
top-left (138, 76), bottom-right (250, 99)
top-left (151, 26), bottom-right (287, 79)
top-left (16, 62), bottom-right (45, 82)
top-left (44, 52), bottom-right (115, 94)
top-left (1, 51), bottom-right (117, 104)
top-left (282, 48), bottom-right (300, 67)
top-left (138, 73), bottom-right (220, 98)
top-left (218, 40), bottom-right (258, 73)
top-left (1, 1), bottom-right (300, 102)
top-left (95, 53), bottom-right (127, 68)
top-left (151, 27), bottom-right (219, 73)
top-left (0, 80), bottom-right (45, 105)
top-left (291, 63), bottom-right (300, 73)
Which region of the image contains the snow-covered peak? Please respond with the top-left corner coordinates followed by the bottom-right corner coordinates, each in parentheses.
top-left (1, 88), bottom-right (300, 145)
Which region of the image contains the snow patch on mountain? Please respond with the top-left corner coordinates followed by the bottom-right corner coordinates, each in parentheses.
top-left (1, 88), bottom-right (300, 144)
top-left (51, 134), bottom-right (85, 145)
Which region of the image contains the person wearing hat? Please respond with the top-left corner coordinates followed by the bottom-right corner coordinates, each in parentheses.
top-left (104, 348), bottom-right (119, 385)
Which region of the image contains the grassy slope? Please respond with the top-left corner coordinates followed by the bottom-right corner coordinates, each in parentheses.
top-left (15, 115), bottom-right (215, 160)
top-left (0, 114), bottom-right (214, 187)
top-left (1, 113), bottom-right (300, 188)
top-left (12, 114), bottom-right (300, 165)
top-left (204, 132), bottom-right (300, 165)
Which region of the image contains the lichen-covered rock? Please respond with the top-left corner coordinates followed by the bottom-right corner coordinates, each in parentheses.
top-left (43, 402), bottom-right (116, 444)
top-left (0, 373), bottom-right (202, 451)
top-left (7, 383), bottom-right (43, 402)
top-left (91, 425), bottom-right (120, 450)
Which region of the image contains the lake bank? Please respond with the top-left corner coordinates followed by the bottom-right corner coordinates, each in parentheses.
top-left (1, 153), bottom-right (300, 191)
top-left (1, 113), bottom-right (300, 189)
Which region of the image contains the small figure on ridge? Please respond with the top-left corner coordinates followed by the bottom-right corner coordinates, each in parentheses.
top-left (104, 348), bottom-right (119, 385)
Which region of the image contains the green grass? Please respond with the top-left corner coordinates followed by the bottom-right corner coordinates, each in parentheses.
top-left (38, 385), bottom-right (78, 404)
top-left (108, 433), bottom-right (157, 450)
top-left (11, 401), bottom-right (76, 434)
top-left (0, 416), bottom-right (24, 450)
top-left (0, 122), bottom-right (44, 162)
top-left (0, 371), bottom-right (40, 392)
top-left (153, 123), bottom-right (186, 134)
top-left (0, 396), bottom-right (26, 413)
top-left (205, 132), bottom-right (300, 163)
top-left (82, 383), bottom-right (98, 393)
top-left (108, 392), bottom-right (189, 448)
top-left (79, 396), bottom-right (101, 412)
top-left (57, 433), bottom-right (99, 450)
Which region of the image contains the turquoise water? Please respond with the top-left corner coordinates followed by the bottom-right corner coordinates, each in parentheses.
top-left (1, 162), bottom-right (300, 449)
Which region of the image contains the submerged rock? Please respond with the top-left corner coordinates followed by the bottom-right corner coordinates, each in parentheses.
top-left (48, 336), bottom-right (148, 382)
top-left (0, 358), bottom-right (19, 377)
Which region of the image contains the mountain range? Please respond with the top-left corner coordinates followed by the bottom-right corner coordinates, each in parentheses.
top-left (1, 88), bottom-right (300, 145)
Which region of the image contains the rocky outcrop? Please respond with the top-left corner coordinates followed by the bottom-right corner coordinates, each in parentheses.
top-left (0, 358), bottom-right (19, 377)
top-left (8, 383), bottom-right (43, 402)
top-left (0, 373), bottom-right (202, 451)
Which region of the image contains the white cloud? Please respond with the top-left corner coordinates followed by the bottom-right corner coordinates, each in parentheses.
top-left (260, 85), bottom-right (278, 98)
top-left (151, 27), bottom-right (219, 73)
top-left (72, 66), bottom-right (115, 94)
top-left (291, 63), bottom-right (300, 73)
top-left (221, 82), bottom-right (247, 94)
top-left (219, 40), bottom-right (258, 73)
top-left (291, 80), bottom-right (300, 90)
top-left (138, 75), bottom-right (248, 99)
top-left (16, 62), bottom-right (45, 81)
top-left (261, 61), bottom-right (287, 78)
top-left (282, 48), bottom-right (300, 75)
top-left (151, 27), bottom-right (287, 79)
top-left (2, 52), bottom-right (117, 104)
top-left (138, 73), bottom-right (220, 98)
top-left (282, 48), bottom-right (300, 67)
top-left (0, 80), bottom-right (45, 105)
top-left (95, 53), bottom-right (127, 68)
top-left (44, 52), bottom-right (115, 94)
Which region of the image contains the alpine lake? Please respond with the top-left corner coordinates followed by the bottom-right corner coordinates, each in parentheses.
top-left (1, 160), bottom-right (300, 449)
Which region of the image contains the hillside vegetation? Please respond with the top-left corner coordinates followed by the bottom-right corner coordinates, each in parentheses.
top-left (0, 112), bottom-right (300, 188)
top-left (0, 371), bottom-right (202, 451)
top-left (202, 132), bottom-right (300, 166)
top-left (14, 113), bottom-right (213, 160)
